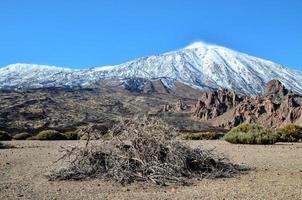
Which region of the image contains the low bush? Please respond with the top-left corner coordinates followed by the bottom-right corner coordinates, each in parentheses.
top-left (28, 130), bottom-right (67, 140)
top-left (224, 124), bottom-right (278, 144)
top-left (0, 131), bottom-right (12, 141)
top-left (100, 132), bottom-right (113, 140)
top-left (64, 131), bottom-right (79, 140)
top-left (13, 132), bottom-right (32, 140)
top-left (277, 124), bottom-right (302, 142)
top-left (180, 132), bottom-right (224, 140)
top-left (0, 142), bottom-right (14, 149)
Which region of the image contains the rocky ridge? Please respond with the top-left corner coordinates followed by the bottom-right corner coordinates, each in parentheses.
top-left (192, 80), bottom-right (302, 128)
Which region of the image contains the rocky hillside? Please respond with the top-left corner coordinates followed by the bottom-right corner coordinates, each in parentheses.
top-left (192, 80), bottom-right (302, 128)
top-left (0, 79), bottom-right (219, 135)
top-left (1, 76), bottom-right (301, 136)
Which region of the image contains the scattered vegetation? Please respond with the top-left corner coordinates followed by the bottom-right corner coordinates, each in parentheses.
top-left (100, 132), bottom-right (113, 140)
top-left (27, 130), bottom-right (67, 140)
top-left (0, 131), bottom-right (12, 141)
top-left (180, 132), bottom-right (225, 140)
top-left (48, 117), bottom-right (246, 186)
top-left (13, 132), bottom-right (32, 140)
top-left (276, 124), bottom-right (302, 142)
top-left (64, 131), bottom-right (79, 140)
top-left (0, 142), bottom-right (14, 149)
top-left (224, 124), bottom-right (278, 144)
top-left (26, 130), bottom-right (80, 140)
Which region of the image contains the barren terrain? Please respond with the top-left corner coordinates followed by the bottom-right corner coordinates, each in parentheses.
top-left (1, 140), bottom-right (302, 200)
top-left (0, 81), bottom-right (214, 135)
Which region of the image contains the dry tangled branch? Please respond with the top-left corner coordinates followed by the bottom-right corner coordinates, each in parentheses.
top-left (48, 117), bottom-right (247, 186)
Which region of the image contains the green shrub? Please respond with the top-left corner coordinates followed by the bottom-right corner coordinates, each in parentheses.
top-left (101, 132), bottom-right (113, 140)
top-left (13, 132), bottom-right (32, 140)
top-left (0, 142), bottom-right (14, 149)
top-left (0, 131), bottom-right (12, 141)
top-left (28, 130), bottom-right (67, 140)
top-left (64, 131), bottom-right (79, 140)
top-left (224, 124), bottom-right (278, 144)
top-left (277, 124), bottom-right (302, 142)
top-left (180, 132), bottom-right (224, 140)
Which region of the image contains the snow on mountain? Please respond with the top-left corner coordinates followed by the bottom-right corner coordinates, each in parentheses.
top-left (0, 63), bottom-right (74, 89)
top-left (0, 42), bottom-right (301, 95)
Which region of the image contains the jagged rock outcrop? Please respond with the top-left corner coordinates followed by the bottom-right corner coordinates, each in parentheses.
top-left (192, 80), bottom-right (302, 128)
top-left (263, 80), bottom-right (289, 98)
top-left (143, 79), bottom-right (170, 94)
top-left (162, 100), bottom-right (188, 112)
top-left (175, 99), bottom-right (187, 111)
top-left (192, 89), bottom-right (243, 120)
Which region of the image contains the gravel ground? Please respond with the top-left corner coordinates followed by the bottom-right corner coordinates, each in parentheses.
top-left (0, 140), bottom-right (302, 200)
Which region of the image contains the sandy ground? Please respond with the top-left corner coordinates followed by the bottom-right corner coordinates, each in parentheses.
top-left (0, 140), bottom-right (302, 200)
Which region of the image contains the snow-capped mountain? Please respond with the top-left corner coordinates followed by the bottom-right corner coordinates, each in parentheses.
top-left (0, 41), bottom-right (301, 95)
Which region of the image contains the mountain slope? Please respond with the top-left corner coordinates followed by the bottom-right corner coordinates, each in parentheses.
top-left (0, 42), bottom-right (301, 95)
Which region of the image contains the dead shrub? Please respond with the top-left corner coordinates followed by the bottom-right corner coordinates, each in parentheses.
top-left (76, 124), bottom-right (110, 140)
top-left (48, 117), bottom-right (247, 186)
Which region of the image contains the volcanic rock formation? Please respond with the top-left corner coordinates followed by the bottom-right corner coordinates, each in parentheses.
top-left (192, 89), bottom-right (243, 121)
top-left (192, 80), bottom-right (302, 128)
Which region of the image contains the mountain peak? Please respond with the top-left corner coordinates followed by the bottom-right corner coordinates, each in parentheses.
top-left (184, 41), bottom-right (210, 50)
top-left (184, 41), bottom-right (221, 50)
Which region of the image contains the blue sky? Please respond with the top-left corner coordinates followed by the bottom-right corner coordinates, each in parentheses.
top-left (0, 0), bottom-right (301, 69)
